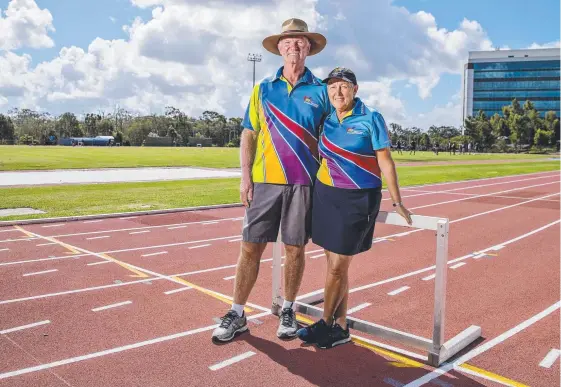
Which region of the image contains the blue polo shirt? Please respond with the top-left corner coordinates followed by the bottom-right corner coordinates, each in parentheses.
top-left (241, 67), bottom-right (330, 185)
top-left (317, 98), bottom-right (391, 189)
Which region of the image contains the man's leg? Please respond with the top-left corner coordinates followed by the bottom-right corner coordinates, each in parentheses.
top-left (212, 183), bottom-right (282, 343)
top-left (233, 241), bottom-right (268, 306)
top-left (283, 244), bottom-right (306, 302)
top-left (276, 184), bottom-right (311, 339)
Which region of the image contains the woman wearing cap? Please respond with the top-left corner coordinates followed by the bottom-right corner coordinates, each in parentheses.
top-left (297, 67), bottom-right (413, 349)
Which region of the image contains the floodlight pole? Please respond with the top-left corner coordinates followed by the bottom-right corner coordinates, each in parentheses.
top-left (247, 53), bottom-right (262, 88)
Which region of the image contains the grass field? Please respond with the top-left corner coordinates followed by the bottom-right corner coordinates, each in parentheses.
top-left (1, 161), bottom-right (558, 220)
top-left (0, 145), bottom-right (555, 171)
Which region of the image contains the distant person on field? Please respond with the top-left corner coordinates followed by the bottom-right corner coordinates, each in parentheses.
top-left (396, 140), bottom-right (403, 155)
top-left (212, 18), bottom-right (331, 343)
top-left (409, 140), bottom-right (416, 155)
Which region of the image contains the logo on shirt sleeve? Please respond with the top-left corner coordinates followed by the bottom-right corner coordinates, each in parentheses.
top-left (303, 96), bottom-right (319, 108)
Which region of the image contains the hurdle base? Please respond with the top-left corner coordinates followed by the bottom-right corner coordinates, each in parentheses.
top-left (428, 325), bottom-right (482, 366)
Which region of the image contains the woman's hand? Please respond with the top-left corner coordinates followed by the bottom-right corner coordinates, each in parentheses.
top-left (395, 204), bottom-right (413, 225)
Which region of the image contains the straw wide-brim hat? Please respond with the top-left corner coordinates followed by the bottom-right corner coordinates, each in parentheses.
top-left (262, 18), bottom-right (327, 56)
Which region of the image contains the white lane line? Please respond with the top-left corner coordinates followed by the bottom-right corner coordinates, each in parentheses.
top-left (223, 275), bottom-right (236, 281)
top-left (87, 261), bottom-right (111, 266)
top-left (1, 320), bottom-right (50, 334)
top-left (0, 248), bottom-right (8, 252)
top-left (36, 242), bottom-right (57, 246)
top-left (83, 220), bottom-right (103, 224)
top-left (202, 221), bottom-right (219, 225)
top-left (421, 274), bottom-right (436, 281)
top-left (91, 301), bottom-right (132, 312)
top-left (129, 230), bottom-right (150, 235)
top-left (228, 238), bottom-right (242, 243)
top-left (168, 225), bottom-right (187, 230)
top-left (0, 311), bottom-right (270, 380)
top-left (490, 245), bottom-right (505, 251)
top-left (387, 286), bottom-right (410, 296)
top-left (347, 303), bottom-right (371, 315)
top-left (4, 219), bottom-right (559, 308)
top-left (305, 249), bottom-right (323, 255)
top-left (141, 251), bottom-right (168, 257)
top-left (539, 349), bottom-right (560, 368)
top-left (86, 236), bottom-right (110, 240)
top-left (22, 269), bottom-right (58, 277)
top-left (164, 287), bottom-right (192, 295)
top-left (41, 224), bottom-right (64, 228)
top-left (472, 253), bottom-right (487, 260)
top-left (209, 351), bottom-right (256, 371)
top-left (119, 216), bottom-right (137, 220)
top-left (310, 253), bottom-right (325, 259)
top-left (450, 262), bottom-right (466, 270)
top-left (189, 244), bottom-right (211, 249)
top-left (405, 301), bottom-right (561, 387)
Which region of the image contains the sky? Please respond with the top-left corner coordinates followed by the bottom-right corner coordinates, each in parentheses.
top-left (0, 0), bottom-right (559, 129)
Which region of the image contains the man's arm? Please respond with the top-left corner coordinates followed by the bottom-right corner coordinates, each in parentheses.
top-left (240, 128), bottom-right (257, 207)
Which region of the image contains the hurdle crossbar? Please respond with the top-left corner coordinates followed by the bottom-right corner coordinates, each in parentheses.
top-left (270, 211), bottom-right (482, 366)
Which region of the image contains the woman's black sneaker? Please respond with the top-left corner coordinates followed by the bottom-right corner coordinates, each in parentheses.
top-left (317, 323), bottom-right (351, 349)
top-left (296, 319), bottom-right (330, 344)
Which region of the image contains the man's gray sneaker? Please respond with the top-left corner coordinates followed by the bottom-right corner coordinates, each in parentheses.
top-left (212, 310), bottom-right (248, 343)
top-left (277, 307), bottom-right (298, 339)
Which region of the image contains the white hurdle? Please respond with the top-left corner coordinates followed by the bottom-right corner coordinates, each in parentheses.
top-left (270, 211), bottom-right (482, 366)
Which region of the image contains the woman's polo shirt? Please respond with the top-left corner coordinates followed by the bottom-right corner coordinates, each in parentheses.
top-left (317, 98), bottom-right (391, 189)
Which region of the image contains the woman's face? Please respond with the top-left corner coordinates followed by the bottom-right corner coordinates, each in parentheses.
top-left (327, 78), bottom-right (358, 111)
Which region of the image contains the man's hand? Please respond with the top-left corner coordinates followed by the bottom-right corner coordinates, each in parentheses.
top-left (240, 178), bottom-right (253, 207)
top-left (396, 204), bottom-right (413, 226)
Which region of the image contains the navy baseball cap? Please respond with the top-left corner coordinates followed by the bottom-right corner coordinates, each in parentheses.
top-left (322, 67), bottom-right (357, 85)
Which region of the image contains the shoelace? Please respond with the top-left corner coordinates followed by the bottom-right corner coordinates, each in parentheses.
top-left (219, 311), bottom-right (238, 328)
top-left (280, 308), bottom-right (294, 327)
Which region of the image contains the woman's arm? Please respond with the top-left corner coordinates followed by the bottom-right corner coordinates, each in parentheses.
top-left (376, 147), bottom-right (413, 225)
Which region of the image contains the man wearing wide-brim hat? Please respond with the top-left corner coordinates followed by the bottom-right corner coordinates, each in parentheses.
top-left (212, 18), bottom-right (331, 343)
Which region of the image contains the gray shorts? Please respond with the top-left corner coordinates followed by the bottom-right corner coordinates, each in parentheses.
top-left (242, 183), bottom-right (312, 246)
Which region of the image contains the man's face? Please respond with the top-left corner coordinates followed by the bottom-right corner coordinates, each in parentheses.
top-left (278, 35), bottom-right (311, 65)
top-left (327, 78), bottom-right (358, 111)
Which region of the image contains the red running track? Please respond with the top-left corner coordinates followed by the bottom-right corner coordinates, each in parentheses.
top-left (0, 171), bottom-right (559, 387)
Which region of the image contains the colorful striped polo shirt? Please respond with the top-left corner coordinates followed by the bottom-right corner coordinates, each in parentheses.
top-left (242, 67), bottom-right (330, 185)
top-left (317, 98), bottom-right (391, 189)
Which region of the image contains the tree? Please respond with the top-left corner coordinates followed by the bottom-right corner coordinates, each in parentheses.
top-left (97, 119), bottom-right (114, 136)
top-left (84, 113), bottom-right (102, 137)
top-left (534, 129), bottom-right (553, 149)
top-left (544, 111), bottom-right (560, 143)
top-left (0, 114), bottom-right (15, 143)
top-left (55, 112), bottom-right (81, 138)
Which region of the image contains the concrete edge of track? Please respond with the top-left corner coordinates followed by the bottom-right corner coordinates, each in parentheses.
top-left (0, 170), bottom-right (556, 227)
top-left (0, 203), bottom-right (244, 227)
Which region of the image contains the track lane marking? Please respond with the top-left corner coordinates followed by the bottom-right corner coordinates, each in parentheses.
top-left (22, 269), bottom-right (58, 277)
top-left (1, 320), bottom-right (50, 334)
top-left (0, 311), bottom-right (271, 379)
top-left (539, 349), bottom-right (560, 368)
top-left (404, 301), bottom-right (561, 386)
top-left (92, 301), bottom-right (132, 312)
top-left (209, 351), bottom-right (256, 371)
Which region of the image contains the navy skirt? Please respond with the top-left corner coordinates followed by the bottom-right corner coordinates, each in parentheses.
top-left (312, 180), bottom-right (382, 256)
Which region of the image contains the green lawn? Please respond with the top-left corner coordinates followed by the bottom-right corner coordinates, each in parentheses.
top-left (0, 145), bottom-right (554, 171)
top-left (1, 162), bottom-right (558, 221)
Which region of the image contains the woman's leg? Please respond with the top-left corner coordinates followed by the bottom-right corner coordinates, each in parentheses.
top-left (333, 281), bottom-right (349, 327)
top-left (322, 250), bottom-right (353, 325)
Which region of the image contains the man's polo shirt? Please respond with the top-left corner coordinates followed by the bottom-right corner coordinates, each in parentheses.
top-left (242, 67), bottom-right (330, 186)
top-left (317, 98), bottom-right (391, 189)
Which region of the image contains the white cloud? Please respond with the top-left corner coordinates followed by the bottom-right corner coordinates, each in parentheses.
top-left (0, 0), bottom-right (55, 51)
top-left (109, 16), bottom-right (117, 23)
top-left (1, 0), bottom-right (544, 131)
top-left (527, 41), bottom-right (560, 49)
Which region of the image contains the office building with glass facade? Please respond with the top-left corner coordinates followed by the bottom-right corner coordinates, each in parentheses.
top-left (462, 48), bottom-right (560, 122)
